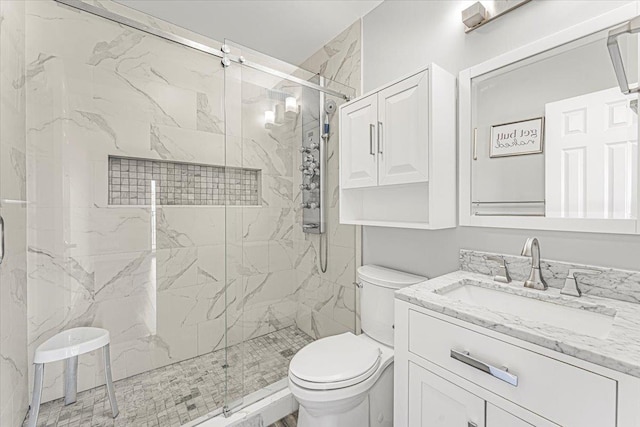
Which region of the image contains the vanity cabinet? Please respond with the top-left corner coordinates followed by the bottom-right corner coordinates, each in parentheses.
top-left (338, 65), bottom-right (456, 229)
top-left (408, 362), bottom-right (485, 427)
top-left (408, 362), bottom-right (537, 427)
top-left (395, 299), bottom-right (640, 427)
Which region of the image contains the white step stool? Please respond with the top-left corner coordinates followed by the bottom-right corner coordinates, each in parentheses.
top-left (27, 327), bottom-right (119, 427)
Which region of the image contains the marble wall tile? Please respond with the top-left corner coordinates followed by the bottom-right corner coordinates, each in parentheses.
top-left (261, 175), bottom-right (294, 209)
top-left (0, 0), bottom-right (29, 424)
top-left (155, 206), bottom-right (225, 249)
top-left (299, 20), bottom-right (362, 97)
top-left (268, 240), bottom-right (295, 273)
top-left (243, 299), bottom-right (297, 341)
top-left (197, 92), bottom-right (225, 134)
top-left (242, 207), bottom-right (294, 242)
top-left (292, 20), bottom-right (362, 338)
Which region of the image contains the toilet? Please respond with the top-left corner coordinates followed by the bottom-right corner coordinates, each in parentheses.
top-left (288, 265), bottom-right (426, 427)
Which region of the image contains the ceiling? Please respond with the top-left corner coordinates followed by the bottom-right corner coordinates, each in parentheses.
top-left (114, 0), bottom-right (383, 65)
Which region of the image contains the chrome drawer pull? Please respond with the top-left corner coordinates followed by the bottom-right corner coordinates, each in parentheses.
top-left (450, 349), bottom-right (518, 387)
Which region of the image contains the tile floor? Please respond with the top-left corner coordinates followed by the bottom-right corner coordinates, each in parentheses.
top-left (24, 327), bottom-right (312, 427)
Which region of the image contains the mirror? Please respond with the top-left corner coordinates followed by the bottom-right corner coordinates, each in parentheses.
top-left (461, 10), bottom-right (640, 233)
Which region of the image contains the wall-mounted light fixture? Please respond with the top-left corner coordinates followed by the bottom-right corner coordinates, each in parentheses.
top-left (461, 2), bottom-right (487, 29)
top-left (462, 0), bottom-right (532, 33)
top-left (264, 110), bottom-right (275, 129)
top-left (285, 96), bottom-right (298, 118)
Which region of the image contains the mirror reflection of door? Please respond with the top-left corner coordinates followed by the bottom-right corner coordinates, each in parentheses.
top-left (545, 88), bottom-right (638, 219)
top-left (470, 20), bottom-right (639, 220)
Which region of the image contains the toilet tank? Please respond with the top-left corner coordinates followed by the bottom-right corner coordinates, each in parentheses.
top-left (358, 265), bottom-right (426, 347)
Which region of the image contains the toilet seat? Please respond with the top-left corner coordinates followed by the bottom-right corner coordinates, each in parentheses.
top-left (289, 332), bottom-right (381, 391)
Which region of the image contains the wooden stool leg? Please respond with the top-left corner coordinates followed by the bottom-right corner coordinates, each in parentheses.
top-left (103, 344), bottom-right (119, 418)
top-left (64, 356), bottom-right (78, 405)
top-left (28, 363), bottom-right (44, 427)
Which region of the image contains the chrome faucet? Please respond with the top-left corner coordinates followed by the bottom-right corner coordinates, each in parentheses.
top-left (521, 237), bottom-right (548, 290)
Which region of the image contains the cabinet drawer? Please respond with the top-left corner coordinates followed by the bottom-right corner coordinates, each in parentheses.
top-left (408, 310), bottom-right (617, 427)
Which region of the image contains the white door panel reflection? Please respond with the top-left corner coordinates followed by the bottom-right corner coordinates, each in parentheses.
top-left (545, 87), bottom-right (638, 219)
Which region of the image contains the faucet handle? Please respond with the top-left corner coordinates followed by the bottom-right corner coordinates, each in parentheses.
top-left (561, 268), bottom-right (602, 297)
top-left (567, 268), bottom-right (602, 278)
top-left (486, 255), bottom-right (512, 284)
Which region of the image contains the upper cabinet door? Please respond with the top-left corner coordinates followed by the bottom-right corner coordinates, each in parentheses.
top-left (377, 71), bottom-right (429, 186)
top-left (340, 93), bottom-right (379, 189)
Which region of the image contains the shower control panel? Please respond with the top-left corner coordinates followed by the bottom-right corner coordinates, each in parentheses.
top-left (301, 127), bottom-right (324, 234)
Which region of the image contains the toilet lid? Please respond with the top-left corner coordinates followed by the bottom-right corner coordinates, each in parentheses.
top-left (289, 332), bottom-right (381, 386)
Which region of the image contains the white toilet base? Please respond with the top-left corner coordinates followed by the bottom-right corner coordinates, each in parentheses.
top-left (293, 363), bottom-right (394, 427)
top-left (298, 396), bottom-right (369, 427)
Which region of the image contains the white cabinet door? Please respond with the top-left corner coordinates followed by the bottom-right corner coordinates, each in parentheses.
top-left (408, 362), bottom-right (485, 427)
top-left (340, 93), bottom-right (378, 189)
top-left (377, 71), bottom-right (429, 186)
top-left (487, 404), bottom-right (533, 427)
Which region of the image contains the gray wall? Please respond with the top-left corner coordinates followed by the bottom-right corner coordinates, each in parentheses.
top-left (361, 0), bottom-right (640, 278)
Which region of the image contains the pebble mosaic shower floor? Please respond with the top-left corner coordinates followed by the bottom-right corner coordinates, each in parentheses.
top-left (24, 327), bottom-right (312, 427)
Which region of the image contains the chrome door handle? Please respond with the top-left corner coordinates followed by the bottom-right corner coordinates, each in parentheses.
top-left (369, 124), bottom-right (375, 156)
top-left (468, 423), bottom-right (477, 427)
top-left (451, 349), bottom-right (518, 387)
top-left (0, 215), bottom-right (5, 265)
top-left (377, 121), bottom-right (383, 154)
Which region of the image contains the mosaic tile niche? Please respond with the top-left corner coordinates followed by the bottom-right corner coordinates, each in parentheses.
top-left (108, 156), bottom-right (261, 206)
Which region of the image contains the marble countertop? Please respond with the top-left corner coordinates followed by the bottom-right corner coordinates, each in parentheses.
top-left (396, 270), bottom-right (640, 378)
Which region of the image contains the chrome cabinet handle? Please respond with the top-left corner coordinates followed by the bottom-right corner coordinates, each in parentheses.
top-left (450, 349), bottom-right (518, 387)
top-left (377, 121), bottom-right (383, 154)
top-left (369, 124), bottom-right (375, 156)
top-left (0, 215), bottom-right (5, 265)
top-left (608, 16), bottom-right (640, 95)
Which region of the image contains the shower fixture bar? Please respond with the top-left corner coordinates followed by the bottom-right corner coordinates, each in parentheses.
top-left (54, 0), bottom-right (351, 101)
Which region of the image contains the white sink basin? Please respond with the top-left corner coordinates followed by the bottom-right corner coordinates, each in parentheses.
top-left (439, 281), bottom-right (615, 339)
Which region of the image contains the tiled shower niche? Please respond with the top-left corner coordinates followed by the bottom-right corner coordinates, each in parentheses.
top-left (108, 156), bottom-right (261, 206)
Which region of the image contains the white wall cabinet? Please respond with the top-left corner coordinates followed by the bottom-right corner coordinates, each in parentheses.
top-left (395, 299), bottom-right (640, 427)
top-left (339, 64), bottom-right (456, 229)
top-left (340, 94), bottom-right (379, 189)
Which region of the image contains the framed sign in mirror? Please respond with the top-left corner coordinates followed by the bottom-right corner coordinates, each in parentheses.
top-left (459, 3), bottom-right (640, 234)
top-left (490, 118), bottom-right (544, 158)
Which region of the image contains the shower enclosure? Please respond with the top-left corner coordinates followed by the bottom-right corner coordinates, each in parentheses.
top-left (13, 0), bottom-right (358, 425)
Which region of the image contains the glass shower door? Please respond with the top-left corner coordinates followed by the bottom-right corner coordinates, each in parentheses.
top-left (222, 39), bottom-right (356, 414)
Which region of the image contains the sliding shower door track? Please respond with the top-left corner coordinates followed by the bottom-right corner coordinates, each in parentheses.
top-left (54, 0), bottom-right (351, 100)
